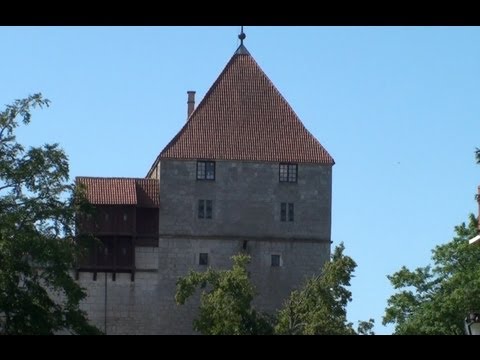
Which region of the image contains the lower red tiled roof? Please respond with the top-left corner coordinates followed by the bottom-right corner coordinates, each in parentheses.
top-left (76, 177), bottom-right (159, 207)
top-left (135, 178), bottom-right (160, 208)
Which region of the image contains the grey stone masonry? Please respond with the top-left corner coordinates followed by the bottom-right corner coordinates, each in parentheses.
top-left (79, 238), bottom-right (329, 335)
top-left (78, 269), bottom-right (161, 335)
top-left (135, 247), bottom-right (158, 270)
top-left (77, 246), bottom-right (160, 334)
top-left (155, 237), bottom-right (330, 334)
top-left (158, 160), bottom-right (332, 241)
top-left (79, 159), bottom-right (332, 334)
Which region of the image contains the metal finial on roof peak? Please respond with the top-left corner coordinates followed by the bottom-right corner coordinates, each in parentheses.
top-left (238, 26), bottom-right (246, 45)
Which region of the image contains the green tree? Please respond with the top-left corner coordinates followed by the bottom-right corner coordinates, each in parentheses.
top-left (475, 147), bottom-right (480, 165)
top-left (175, 254), bottom-right (273, 335)
top-left (357, 319), bottom-right (375, 335)
top-left (0, 94), bottom-right (101, 335)
top-left (383, 214), bottom-right (480, 334)
top-left (275, 243), bottom-right (358, 335)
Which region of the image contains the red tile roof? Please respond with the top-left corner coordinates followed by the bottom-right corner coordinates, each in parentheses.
top-left (135, 179), bottom-right (160, 208)
top-left (76, 177), bottom-right (159, 207)
top-left (156, 45), bottom-right (334, 168)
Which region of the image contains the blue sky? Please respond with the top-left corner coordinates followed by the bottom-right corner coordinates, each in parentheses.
top-left (2, 26), bottom-right (480, 334)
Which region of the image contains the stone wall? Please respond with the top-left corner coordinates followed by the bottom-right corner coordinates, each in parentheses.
top-left (155, 237), bottom-right (330, 334)
top-left (78, 239), bottom-right (329, 334)
top-left (78, 246), bottom-right (160, 334)
top-left (78, 159), bottom-right (332, 334)
top-left (158, 160), bottom-right (332, 241)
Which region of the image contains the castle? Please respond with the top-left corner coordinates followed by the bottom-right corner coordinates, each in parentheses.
top-left (76, 33), bottom-right (335, 334)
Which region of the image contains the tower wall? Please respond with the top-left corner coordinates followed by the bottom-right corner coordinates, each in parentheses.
top-left (78, 159), bottom-right (332, 334)
top-left (158, 159), bottom-right (332, 241)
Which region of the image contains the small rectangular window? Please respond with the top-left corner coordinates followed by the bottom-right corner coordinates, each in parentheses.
top-left (206, 200), bottom-right (213, 219)
top-left (197, 161), bottom-right (215, 180)
top-left (198, 200), bottom-right (213, 220)
top-left (281, 202), bottom-right (294, 222)
top-left (279, 164), bottom-right (288, 182)
top-left (199, 253), bottom-right (208, 266)
top-left (280, 203), bottom-right (287, 222)
top-left (288, 203), bottom-right (294, 222)
top-left (288, 165), bottom-right (297, 182)
top-left (279, 163), bottom-right (297, 183)
top-left (271, 254), bottom-right (281, 267)
top-left (197, 162), bottom-right (205, 179)
top-left (198, 200), bottom-right (205, 219)
top-left (205, 162), bottom-right (215, 180)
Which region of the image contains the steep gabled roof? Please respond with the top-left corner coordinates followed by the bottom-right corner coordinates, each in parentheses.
top-left (76, 177), bottom-right (159, 207)
top-left (152, 44), bottom-right (333, 173)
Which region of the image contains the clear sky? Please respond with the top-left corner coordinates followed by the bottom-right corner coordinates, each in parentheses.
top-left (2, 26), bottom-right (480, 334)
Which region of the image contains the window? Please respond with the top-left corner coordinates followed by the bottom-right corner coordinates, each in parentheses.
top-left (271, 254), bottom-right (281, 267)
top-left (197, 161), bottom-right (215, 180)
top-left (288, 203), bottom-right (294, 222)
top-left (281, 202), bottom-right (294, 222)
top-left (199, 253), bottom-right (208, 266)
top-left (206, 200), bottom-right (212, 219)
top-left (198, 200), bottom-right (213, 219)
top-left (279, 163), bottom-right (297, 183)
top-left (198, 200), bottom-right (204, 219)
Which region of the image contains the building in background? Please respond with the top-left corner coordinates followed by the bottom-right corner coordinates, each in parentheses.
top-left (76, 32), bottom-right (334, 334)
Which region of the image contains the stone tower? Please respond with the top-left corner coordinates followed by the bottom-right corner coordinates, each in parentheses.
top-left (76, 36), bottom-right (334, 334)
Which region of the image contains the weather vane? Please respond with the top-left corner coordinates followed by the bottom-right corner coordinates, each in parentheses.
top-left (238, 26), bottom-right (246, 45)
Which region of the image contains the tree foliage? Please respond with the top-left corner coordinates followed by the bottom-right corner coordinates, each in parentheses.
top-left (177, 244), bottom-right (372, 335)
top-left (383, 214), bottom-right (480, 334)
top-left (357, 318), bottom-right (375, 335)
top-left (275, 243), bottom-right (357, 335)
top-left (175, 254), bottom-right (273, 335)
top-left (0, 94), bottom-right (101, 334)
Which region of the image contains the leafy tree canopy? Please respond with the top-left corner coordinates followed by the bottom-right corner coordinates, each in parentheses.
top-left (0, 94), bottom-right (101, 335)
top-left (383, 214), bottom-right (480, 335)
top-left (176, 243), bottom-right (373, 335)
top-left (175, 254), bottom-right (273, 335)
top-left (275, 243), bottom-right (359, 335)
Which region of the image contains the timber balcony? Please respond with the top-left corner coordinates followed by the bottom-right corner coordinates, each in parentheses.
top-left (76, 205), bottom-right (159, 281)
